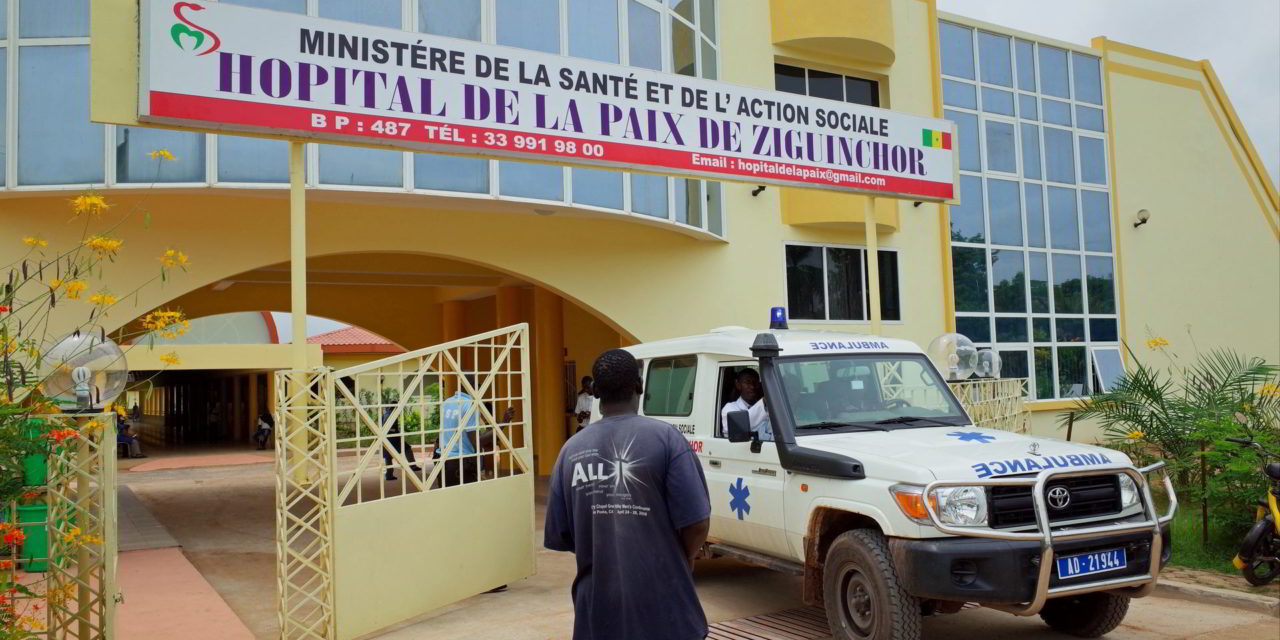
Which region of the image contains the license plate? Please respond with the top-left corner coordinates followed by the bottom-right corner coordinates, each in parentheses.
top-left (1056, 548), bottom-right (1127, 579)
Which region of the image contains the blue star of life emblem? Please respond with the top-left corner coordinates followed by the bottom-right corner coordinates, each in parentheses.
top-left (729, 478), bottom-right (751, 520)
top-left (947, 431), bottom-right (996, 443)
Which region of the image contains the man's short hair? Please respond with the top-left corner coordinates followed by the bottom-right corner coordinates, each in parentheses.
top-left (581, 375), bottom-right (593, 385)
top-left (591, 349), bottom-right (640, 404)
top-left (735, 368), bottom-right (760, 382)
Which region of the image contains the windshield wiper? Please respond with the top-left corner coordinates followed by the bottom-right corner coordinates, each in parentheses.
top-left (871, 415), bottom-right (961, 426)
top-left (796, 421), bottom-right (890, 432)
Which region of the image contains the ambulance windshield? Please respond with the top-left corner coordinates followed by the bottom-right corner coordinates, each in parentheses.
top-left (776, 354), bottom-right (969, 432)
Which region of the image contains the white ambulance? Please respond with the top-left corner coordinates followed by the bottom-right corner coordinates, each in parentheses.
top-left (621, 325), bottom-right (1176, 640)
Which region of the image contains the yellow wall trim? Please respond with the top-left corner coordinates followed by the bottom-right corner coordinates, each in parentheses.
top-left (924, 0), bottom-right (955, 332)
top-left (1027, 399), bottom-right (1084, 413)
top-left (1090, 37), bottom-right (1202, 72)
top-left (1098, 48), bottom-right (1130, 368)
top-left (1200, 60), bottom-right (1280, 211)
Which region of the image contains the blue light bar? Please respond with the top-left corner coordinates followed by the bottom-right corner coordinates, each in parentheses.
top-left (770, 306), bottom-right (789, 330)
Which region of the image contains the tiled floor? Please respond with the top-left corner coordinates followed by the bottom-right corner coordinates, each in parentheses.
top-left (117, 485), bottom-right (179, 552)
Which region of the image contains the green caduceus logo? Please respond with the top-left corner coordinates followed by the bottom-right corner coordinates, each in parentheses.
top-left (169, 2), bottom-right (221, 56)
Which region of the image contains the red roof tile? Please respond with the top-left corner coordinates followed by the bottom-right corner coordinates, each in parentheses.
top-left (306, 326), bottom-right (405, 354)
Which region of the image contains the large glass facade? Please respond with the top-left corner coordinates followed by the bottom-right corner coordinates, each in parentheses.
top-left (2, 0), bottom-right (723, 236)
top-left (940, 21), bottom-right (1117, 400)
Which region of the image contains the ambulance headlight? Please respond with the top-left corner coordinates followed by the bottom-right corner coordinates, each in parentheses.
top-left (931, 486), bottom-right (988, 526)
top-left (1118, 474), bottom-right (1140, 508)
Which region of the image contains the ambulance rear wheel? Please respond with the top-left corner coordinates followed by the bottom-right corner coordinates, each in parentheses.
top-left (822, 529), bottom-right (921, 640)
top-left (1038, 593), bottom-right (1129, 638)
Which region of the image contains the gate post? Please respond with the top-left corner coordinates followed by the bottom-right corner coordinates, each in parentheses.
top-left (275, 369), bottom-right (337, 640)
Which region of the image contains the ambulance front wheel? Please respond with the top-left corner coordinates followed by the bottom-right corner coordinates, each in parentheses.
top-left (822, 529), bottom-right (922, 640)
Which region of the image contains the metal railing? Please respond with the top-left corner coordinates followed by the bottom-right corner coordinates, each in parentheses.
top-left (948, 377), bottom-right (1030, 433)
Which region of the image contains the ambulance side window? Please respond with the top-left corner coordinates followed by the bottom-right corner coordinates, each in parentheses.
top-left (643, 356), bottom-right (698, 417)
top-left (714, 365), bottom-right (754, 438)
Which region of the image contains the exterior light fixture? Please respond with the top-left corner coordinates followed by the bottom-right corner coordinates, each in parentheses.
top-left (1133, 209), bottom-right (1151, 228)
top-left (751, 185), bottom-right (766, 197)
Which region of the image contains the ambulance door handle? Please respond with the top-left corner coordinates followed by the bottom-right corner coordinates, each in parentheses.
top-left (708, 460), bottom-right (722, 468)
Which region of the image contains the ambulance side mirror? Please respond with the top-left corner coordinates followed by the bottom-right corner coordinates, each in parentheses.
top-left (726, 410), bottom-right (752, 443)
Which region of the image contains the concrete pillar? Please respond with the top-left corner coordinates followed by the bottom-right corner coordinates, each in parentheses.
top-left (247, 374), bottom-right (259, 440)
top-left (532, 288), bottom-right (565, 475)
top-left (231, 375), bottom-right (242, 443)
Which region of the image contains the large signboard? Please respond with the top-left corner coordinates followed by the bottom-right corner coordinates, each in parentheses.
top-left (140, 0), bottom-right (956, 200)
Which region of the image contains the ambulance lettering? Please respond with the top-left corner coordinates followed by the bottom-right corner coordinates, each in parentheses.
top-left (808, 341), bottom-right (891, 351)
top-left (971, 453), bottom-right (1113, 478)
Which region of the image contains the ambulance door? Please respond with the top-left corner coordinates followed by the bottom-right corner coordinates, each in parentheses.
top-left (698, 361), bottom-right (789, 557)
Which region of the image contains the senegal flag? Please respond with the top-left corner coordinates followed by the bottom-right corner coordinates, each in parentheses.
top-left (921, 128), bottom-right (952, 150)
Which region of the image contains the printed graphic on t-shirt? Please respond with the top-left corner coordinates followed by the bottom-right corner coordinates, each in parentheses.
top-left (566, 436), bottom-right (651, 518)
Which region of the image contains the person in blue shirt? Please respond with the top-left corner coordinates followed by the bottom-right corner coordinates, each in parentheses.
top-left (544, 349), bottom-right (711, 640)
top-left (435, 380), bottom-right (494, 487)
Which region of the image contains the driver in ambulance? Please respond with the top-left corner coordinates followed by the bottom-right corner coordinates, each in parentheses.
top-left (720, 368), bottom-right (773, 442)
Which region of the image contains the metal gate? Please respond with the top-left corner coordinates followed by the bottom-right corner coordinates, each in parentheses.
top-left (275, 324), bottom-right (535, 640)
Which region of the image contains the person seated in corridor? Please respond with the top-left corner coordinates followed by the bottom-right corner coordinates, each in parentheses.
top-left (720, 368), bottom-right (773, 442)
top-left (117, 421), bottom-right (146, 459)
top-left (254, 412), bottom-right (274, 450)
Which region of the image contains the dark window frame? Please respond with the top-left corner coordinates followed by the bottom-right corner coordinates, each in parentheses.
top-left (774, 63), bottom-right (881, 107)
top-left (784, 243), bottom-right (903, 323)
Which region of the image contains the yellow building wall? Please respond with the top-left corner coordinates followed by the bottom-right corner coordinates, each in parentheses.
top-left (124, 343), bottom-right (322, 370)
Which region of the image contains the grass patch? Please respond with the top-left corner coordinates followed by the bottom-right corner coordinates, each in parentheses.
top-left (1169, 507), bottom-right (1243, 575)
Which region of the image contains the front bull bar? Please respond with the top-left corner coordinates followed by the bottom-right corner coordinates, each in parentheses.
top-left (921, 462), bottom-right (1177, 616)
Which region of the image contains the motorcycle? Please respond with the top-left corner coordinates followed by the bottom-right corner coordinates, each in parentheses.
top-left (1226, 437), bottom-right (1280, 586)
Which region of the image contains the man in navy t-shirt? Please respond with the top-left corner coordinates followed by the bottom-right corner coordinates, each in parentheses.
top-left (545, 349), bottom-right (711, 640)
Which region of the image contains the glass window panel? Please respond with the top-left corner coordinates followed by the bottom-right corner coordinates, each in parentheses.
top-left (1038, 45), bottom-right (1070, 98)
top-left (1079, 137), bottom-right (1107, 185)
top-left (952, 247), bottom-right (989, 312)
top-left (672, 0), bottom-right (695, 22)
top-left (643, 356), bottom-right (697, 416)
top-left (877, 251), bottom-right (901, 322)
top-left (1020, 123), bottom-right (1042, 180)
top-left (20, 0), bottom-right (88, 36)
top-left (946, 109), bottom-right (980, 172)
top-left (1044, 128), bottom-right (1076, 184)
top-left (943, 79), bottom-right (977, 109)
top-left (1081, 190), bottom-right (1112, 252)
top-left (786, 245), bottom-right (826, 320)
top-left (117, 128), bottom-right (204, 183)
top-left (631, 173), bottom-right (668, 217)
top-left (807, 70), bottom-right (844, 102)
top-left (319, 145), bottom-right (402, 187)
top-left (318, 0), bottom-right (399, 26)
top-left (1052, 253), bottom-right (1083, 313)
top-left (628, 0), bottom-right (662, 70)
top-left (0, 50), bottom-right (6, 184)
top-left (940, 22), bottom-right (975, 80)
top-left (1015, 40), bottom-right (1035, 91)
top-left (950, 175), bottom-right (985, 242)
top-left (671, 17), bottom-right (696, 77)
top-left (1091, 347), bottom-right (1124, 392)
top-left (1076, 106), bottom-right (1105, 132)
top-left (991, 249), bottom-right (1026, 313)
top-left (1033, 317), bottom-right (1051, 342)
top-left (984, 120), bottom-right (1016, 173)
top-left (497, 0), bottom-right (559, 53)
top-left (420, 0), bottom-right (481, 40)
top-left (221, 0), bottom-right (304, 10)
top-left (674, 178), bottom-right (701, 226)
top-left (700, 38), bottom-right (717, 79)
top-left (219, 137), bottom-right (288, 182)
top-left (569, 0), bottom-right (619, 62)
top-left (775, 64), bottom-right (806, 94)
top-left (977, 31), bottom-right (1013, 87)
top-left (700, 0), bottom-right (716, 39)
top-left (996, 317), bottom-right (1028, 343)
top-left (826, 248), bottom-right (865, 321)
top-left (1018, 93), bottom-right (1038, 120)
top-left (998, 350), bottom-right (1029, 384)
top-left (1028, 252), bottom-right (1050, 313)
top-left (1025, 183), bottom-right (1045, 247)
top-left (499, 162), bottom-right (563, 200)
top-left (956, 316), bottom-right (991, 344)
top-left (845, 77), bottom-right (879, 107)
top-left (1086, 256), bottom-right (1116, 314)
top-left (1048, 186), bottom-right (1079, 250)
top-left (706, 182), bottom-right (723, 235)
top-left (414, 154), bottom-right (488, 192)
top-left (1057, 346), bottom-right (1088, 397)
top-left (1072, 52), bottom-right (1103, 105)
top-left (1056, 318), bottom-right (1085, 342)
top-left (572, 168), bottom-right (624, 209)
top-left (1089, 318), bottom-right (1118, 342)
top-left (1034, 346), bottom-right (1054, 398)
top-left (1042, 99), bottom-right (1072, 126)
top-left (987, 178), bottom-right (1023, 246)
top-left (981, 87), bottom-right (1015, 116)
top-left (19, 46), bottom-right (103, 185)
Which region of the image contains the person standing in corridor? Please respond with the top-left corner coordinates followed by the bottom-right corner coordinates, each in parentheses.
top-left (544, 349), bottom-right (711, 640)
